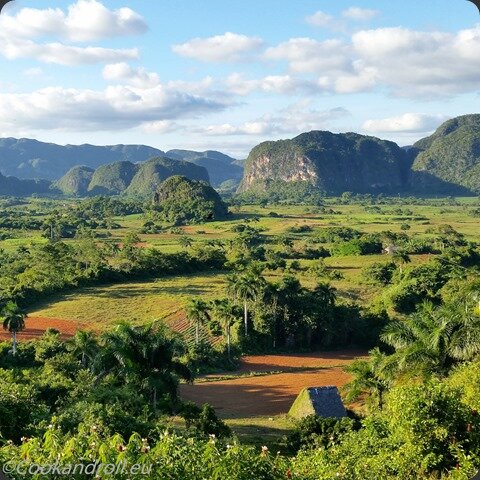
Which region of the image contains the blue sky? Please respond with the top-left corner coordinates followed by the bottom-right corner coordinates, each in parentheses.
top-left (0, 0), bottom-right (479, 158)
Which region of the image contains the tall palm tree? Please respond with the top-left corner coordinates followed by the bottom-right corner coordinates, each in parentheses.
top-left (100, 323), bottom-right (193, 412)
top-left (211, 299), bottom-right (238, 360)
top-left (69, 330), bottom-right (98, 368)
top-left (185, 299), bottom-right (210, 345)
top-left (1, 302), bottom-right (26, 356)
top-left (226, 269), bottom-right (266, 336)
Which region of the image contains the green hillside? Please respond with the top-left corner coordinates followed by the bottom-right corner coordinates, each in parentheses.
top-left (412, 114), bottom-right (480, 194)
top-left (88, 161), bottom-right (139, 195)
top-left (125, 157), bottom-right (210, 197)
top-left (52, 166), bottom-right (95, 196)
top-left (155, 175), bottom-right (228, 224)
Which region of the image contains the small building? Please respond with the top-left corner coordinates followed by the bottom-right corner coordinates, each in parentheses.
top-left (288, 386), bottom-right (347, 419)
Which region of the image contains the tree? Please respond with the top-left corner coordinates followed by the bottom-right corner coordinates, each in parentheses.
top-left (185, 299), bottom-right (210, 345)
top-left (211, 299), bottom-right (239, 360)
top-left (1, 302), bottom-right (26, 356)
top-left (226, 270), bottom-right (265, 336)
top-left (343, 347), bottom-right (391, 411)
top-left (100, 323), bottom-right (193, 412)
top-left (381, 302), bottom-right (480, 378)
top-left (69, 330), bottom-right (98, 368)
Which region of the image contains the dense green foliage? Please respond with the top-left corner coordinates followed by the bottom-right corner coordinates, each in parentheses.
top-left (413, 114), bottom-right (480, 194)
top-left (154, 176), bottom-right (229, 225)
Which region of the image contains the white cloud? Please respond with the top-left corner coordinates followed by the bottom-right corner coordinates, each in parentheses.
top-left (226, 73), bottom-right (316, 95)
top-left (265, 38), bottom-right (351, 74)
top-left (0, 0), bottom-right (147, 42)
top-left (264, 25), bottom-right (480, 98)
top-left (0, 1), bottom-right (145, 65)
top-left (199, 102), bottom-right (350, 136)
top-left (342, 7), bottom-right (380, 21)
top-left (1, 39), bottom-right (138, 65)
top-left (362, 113), bottom-right (448, 134)
top-left (305, 11), bottom-right (334, 28)
top-left (103, 63), bottom-right (160, 88)
top-left (0, 85), bottom-right (227, 132)
top-left (172, 32), bottom-right (263, 62)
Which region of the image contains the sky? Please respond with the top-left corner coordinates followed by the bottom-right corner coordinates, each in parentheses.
top-left (0, 0), bottom-right (479, 158)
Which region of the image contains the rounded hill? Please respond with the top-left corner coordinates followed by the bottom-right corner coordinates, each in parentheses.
top-left (154, 175), bottom-right (228, 225)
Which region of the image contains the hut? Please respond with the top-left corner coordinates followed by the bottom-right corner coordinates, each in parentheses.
top-left (288, 386), bottom-right (347, 419)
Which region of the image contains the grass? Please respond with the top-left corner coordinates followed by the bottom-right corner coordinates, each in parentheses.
top-left (30, 272), bottom-right (227, 329)
top-left (25, 198), bottom-right (480, 329)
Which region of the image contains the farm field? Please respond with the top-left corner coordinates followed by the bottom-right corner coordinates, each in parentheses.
top-left (180, 351), bottom-right (364, 419)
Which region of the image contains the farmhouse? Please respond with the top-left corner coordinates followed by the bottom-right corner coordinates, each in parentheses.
top-left (288, 386), bottom-right (347, 419)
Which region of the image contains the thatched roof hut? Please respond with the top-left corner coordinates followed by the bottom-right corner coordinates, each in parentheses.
top-left (288, 386), bottom-right (347, 419)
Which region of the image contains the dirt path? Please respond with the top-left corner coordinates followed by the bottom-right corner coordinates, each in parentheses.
top-left (180, 351), bottom-right (364, 418)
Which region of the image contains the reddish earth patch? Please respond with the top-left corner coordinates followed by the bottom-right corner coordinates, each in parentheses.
top-left (0, 317), bottom-right (91, 342)
top-left (180, 351), bottom-right (364, 418)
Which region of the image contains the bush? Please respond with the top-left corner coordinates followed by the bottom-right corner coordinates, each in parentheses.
top-left (286, 415), bottom-right (359, 452)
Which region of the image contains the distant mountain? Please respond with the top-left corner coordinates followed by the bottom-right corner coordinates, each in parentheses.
top-left (53, 166), bottom-right (95, 196)
top-left (125, 157), bottom-right (209, 197)
top-left (165, 149), bottom-right (243, 187)
top-left (0, 138), bottom-right (164, 181)
top-left (239, 131), bottom-right (411, 194)
top-left (88, 161), bottom-right (138, 195)
top-left (411, 114), bottom-right (480, 194)
top-left (53, 157), bottom-right (209, 197)
top-left (0, 172), bottom-right (52, 196)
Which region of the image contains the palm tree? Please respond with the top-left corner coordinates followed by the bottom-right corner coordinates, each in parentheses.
top-left (100, 323), bottom-right (193, 412)
top-left (380, 302), bottom-right (480, 378)
top-left (230, 270), bottom-right (267, 336)
top-left (1, 302), bottom-right (26, 356)
top-left (211, 299), bottom-right (238, 360)
top-left (185, 299), bottom-right (210, 344)
top-left (313, 282), bottom-right (337, 307)
top-left (69, 330), bottom-right (98, 368)
top-left (343, 347), bottom-right (390, 411)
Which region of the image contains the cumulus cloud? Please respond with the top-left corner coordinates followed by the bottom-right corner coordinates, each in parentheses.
top-left (199, 102), bottom-right (350, 136)
top-left (0, 1), bottom-right (145, 65)
top-left (0, 85), bottom-right (227, 132)
top-left (172, 32), bottom-right (263, 62)
top-left (103, 63), bottom-right (160, 88)
top-left (342, 7), bottom-right (380, 21)
top-left (1, 39), bottom-right (138, 65)
top-left (362, 113), bottom-right (448, 134)
top-left (264, 25), bottom-right (480, 97)
top-left (305, 11), bottom-right (334, 28)
top-left (0, 0), bottom-right (147, 42)
top-left (265, 38), bottom-right (350, 74)
top-left (226, 73), bottom-right (317, 95)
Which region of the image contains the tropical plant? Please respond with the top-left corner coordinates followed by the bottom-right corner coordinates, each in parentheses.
top-left (99, 323), bottom-right (193, 412)
top-left (185, 298), bottom-right (211, 345)
top-left (1, 301), bottom-right (26, 356)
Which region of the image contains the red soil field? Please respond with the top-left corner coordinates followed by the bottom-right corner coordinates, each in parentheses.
top-left (0, 317), bottom-right (90, 341)
top-left (180, 351), bottom-right (364, 418)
